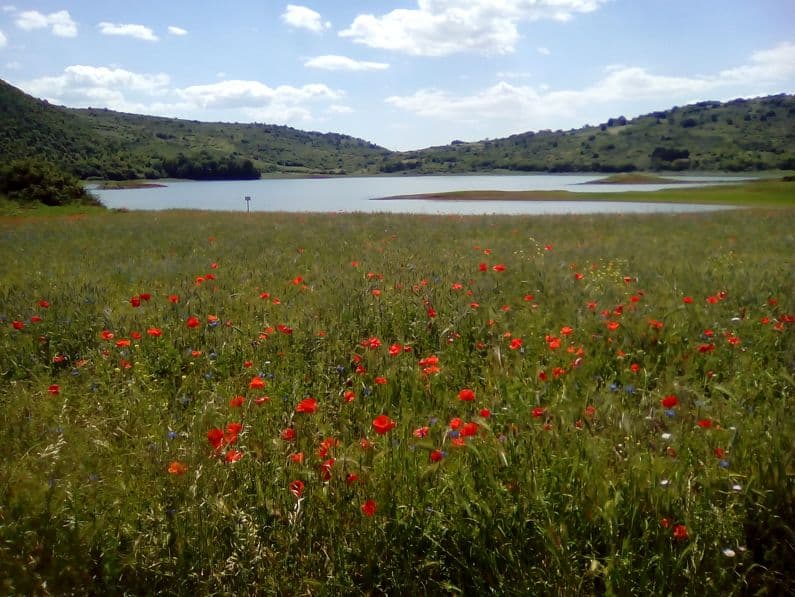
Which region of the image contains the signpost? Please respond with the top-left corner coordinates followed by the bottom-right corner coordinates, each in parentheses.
top-left (244, 195), bottom-right (251, 213)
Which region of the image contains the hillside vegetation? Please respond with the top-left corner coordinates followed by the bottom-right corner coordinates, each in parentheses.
top-left (1, 79), bottom-right (793, 180)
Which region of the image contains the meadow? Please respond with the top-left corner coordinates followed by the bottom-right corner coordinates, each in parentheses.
top-left (0, 206), bottom-right (793, 595)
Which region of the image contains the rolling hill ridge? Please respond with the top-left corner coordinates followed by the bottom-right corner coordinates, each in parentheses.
top-left (1, 79), bottom-right (793, 179)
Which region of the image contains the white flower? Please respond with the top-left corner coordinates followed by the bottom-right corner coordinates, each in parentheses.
top-left (661, 432), bottom-right (672, 440)
top-left (722, 548), bottom-right (736, 557)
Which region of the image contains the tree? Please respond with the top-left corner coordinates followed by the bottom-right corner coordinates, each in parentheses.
top-left (0, 159), bottom-right (102, 206)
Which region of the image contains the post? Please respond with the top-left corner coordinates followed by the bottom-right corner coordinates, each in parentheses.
top-left (244, 195), bottom-right (251, 213)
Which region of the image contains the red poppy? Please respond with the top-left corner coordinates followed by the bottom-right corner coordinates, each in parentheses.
top-left (661, 395), bottom-right (678, 408)
top-left (460, 422), bottom-right (479, 437)
top-left (30, 316), bottom-right (42, 323)
top-left (130, 296), bottom-right (141, 308)
top-left (373, 414), bottom-right (396, 435)
top-left (254, 396), bottom-right (269, 405)
top-left (509, 338), bottom-right (523, 350)
top-left (168, 461), bottom-right (188, 475)
top-left (584, 405), bottom-right (596, 418)
top-left (168, 294), bottom-right (180, 304)
top-left (714, 447), bottom-right (725, 458)
top-left (479, 262), bottom-right (488, 272)
top-left (115, 339), bottom-right (131, 348)
top-left (131, 331), bottom-right (142, 340)
top-left (374, 376), bottom-right (388, 385)
top-left (430, 449), bottom-right (444, 463)
top-left (697, 419), bottom-right (713, 429)
top-left (229, 395), bottom-right (245, 408)
top-left (492, 264), bottom-right (506, 272)
top-left (606, 321), bottom-right (620, 331)
top-left (289, 480), bottom-right (305, 498)
top-left (523, 294), bottom-right (535, 302)
top-left (630, 363), bottom-right (641, 374)
top-left (225, 449), bottom-right (243, 463)
top-left (413, 426), bottom-right (430, 438)
top-left (296, 398), bottom-right (317, 413)
top-left (48, 384), bottom-right (60, 395)
top-left (207, 428), bottom-right (225, 451)
top-left (343, 390), bottom-right (356, 402)
top-left (673, 524), bottom-right (688, 541)
top-left (290, 452), bottom-right (304, 464)
top-left (532, 407), bottom-right (546, 418)
top-left (682, 296), bottom-right (693, 304)
top-left (139, 293), bottom-right (151, 301)
top-left (660, 518), bottom-right (671, 528)
top-left (449, 417), bottom-right (462, 430)
top-left (186, 316), bottom-right (200, 328)
top-left (147, 327), bottom-right (162, 337)
top-left (277, 324), bottom-right (293, 335)
top-left (38, 300), bottom-right (50, 308)
top-left (361, 336), bottom-right (381, 350)
top-left (458, 388), bottom-right (475, 401)
top-left (12, 320), bottom-right (24, 330)
top-left (320, 458), bottom-right (335, 480)
top-left (281, 428), bottom-right (296, 441)
top-left (249, 377), bottom-right (266, 389)
top-left (479, 408), bottom-right (491, 418)
top-left (698, 343), bottom-right (716, 353)
top-left (361, 499), bottom-right (377, 517)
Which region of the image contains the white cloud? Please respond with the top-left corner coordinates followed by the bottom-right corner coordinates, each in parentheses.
top-left (304, 54), bottom-right (389, 71)
top-left (340, 0), bottom-right (606, 56)
top-left (386, 42), bottom-right (795, 129)
top-left (0, 29), bottom-right (6, 48)
top-left (167, 25), bottom-right (188, 36)
top-left (6, 60), bottom-right (22, 69)
top-left (281, 4), bottom-right (330, 33)
top-left (15, 9), bottom-right (77, 37)
top-left (16, 66), bottom-right (344, 126)
top-left (98, 22), bottom-right (158, 42)
top-left (2, 6), bottom-right (17, 13)
top-left (537, 46), bottom-right (550, 55)
top-left (327, 104), bottom-right (354, 114)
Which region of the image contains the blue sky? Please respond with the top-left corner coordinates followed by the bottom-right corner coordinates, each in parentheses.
top-left (1, 1), bottom-right (793, 150)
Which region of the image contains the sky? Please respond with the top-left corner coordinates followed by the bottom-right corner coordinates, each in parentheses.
top-left (1, 1), bottom-right (794, 151)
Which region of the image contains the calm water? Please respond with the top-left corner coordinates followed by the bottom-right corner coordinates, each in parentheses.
top-left (93, 174), bottom-right (740, 215)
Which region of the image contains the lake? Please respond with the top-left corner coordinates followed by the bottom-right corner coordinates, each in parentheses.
top-left (93, 174), bottom-right (741, 215)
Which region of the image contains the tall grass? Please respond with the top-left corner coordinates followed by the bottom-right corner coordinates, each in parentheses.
top-left (0, 208), bottom-right (793, 594)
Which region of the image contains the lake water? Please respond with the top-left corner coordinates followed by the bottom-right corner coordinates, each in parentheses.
top-left (93, 174), bottom-right (741, 215)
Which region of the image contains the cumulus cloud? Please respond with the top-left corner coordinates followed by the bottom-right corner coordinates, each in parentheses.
top-left (15, 9), bottom-right (77, 37)
top-left (178, 79), bottom-right (340, 109)
top-left (98, 22), bottom-right (158, 42)
top-left (16, 66), bottom-right (344, 126)
top-left (327, 104), bottom-right (354, 114)
top-left (0, 29), bottom-right (6, 48)
top-left (304, 54), bottom-right (389, 71)
top-left (282, 4), bottom-right (330, 33)
top-left (386, 42), bottom-right (795, 129)
top-left (340, 0), bottom-right (606, 56)
top-left (168, 25), bottom-right (188, 36)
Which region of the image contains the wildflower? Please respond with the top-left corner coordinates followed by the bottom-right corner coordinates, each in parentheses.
top-left (460, 422), bottom-right (479, 437)
top-left (458, 388), bottom-right (475, 401)
top-left (722, 548), bottom-right (736, 558)
top-left (225, 449), bottom-right (243, 463)
top-left (320, 458), bottom-right (335, 480)
top-left (661, 395), bottom-right (679, 408)
top-left (374, 376), bottom-right (387, 385)
top-left (207, 428), bottom-right (225, 451)
top-left (48, 384), bottom-right (60, 395)
top-left (167, 461), bottom-right (188, 475)
top-left (296, 398), bottom-right (317, 414)
top-left (12, 320), bottom-right (25, 330)
top-left (413, 426), bottom-right (430, 438)
top-left (532, 407), bottom-right (546, 418)
top-left (361, 499), bottom-right (377, 517)
top-left (38, 300), bottom-right (50, 308)
top-left (289, 480), bottom-right (305, 498)
top-left (673, 524), bottom-right (688, 541)
top-left (660, 518), bottom-right (671, 528)
top-left (430, 449), bottom-right (445, 462)
top-left (373, 414), bottom-right (396, 435)
top-left (683, 296), bottom-right (693, 304)
top-left (281, 428), bottom-right (296, 441)
top-left (249, 376), bottom-right (266, 389)
top-left (479, 408), bottom-right (491, 418)
top-left (130, 296), bottom-right (141, 308)
top-left (449, 417), bottom-right (463, 430)
top-left (186, 316), bottom-right (200, 329)
top-left (229, 395), bottom-right (245, 408)
top-left (169, 294), bottom-right (180, 304)
top-left (509, 338), bottom-right (523, 350)
top-left (492, 264), bottom-right (506, 272)
top-left (697, 419), bottom-right (713, 429)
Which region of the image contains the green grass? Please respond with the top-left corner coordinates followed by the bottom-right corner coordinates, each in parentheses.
top-left (379, 178), bottom-right (795, 208)
top-left (0, 206), bottom-right (793, 594)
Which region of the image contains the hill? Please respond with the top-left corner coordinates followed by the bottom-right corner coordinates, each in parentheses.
top-left (0, 79), bottom-right (389, 179)
top-left (392, 95), bottom-right (795, 174)
top-left (1, 79), bottom-right (794, 179)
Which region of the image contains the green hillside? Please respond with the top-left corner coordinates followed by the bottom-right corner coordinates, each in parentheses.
top-left (0, 79), bottom-right (388, 179)
top-left (1, 78), bottom-right (793, 179)
top-left (393, 95), bottom-right (795, 174)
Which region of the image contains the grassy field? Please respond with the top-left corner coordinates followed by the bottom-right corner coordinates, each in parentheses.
top-left (0, 203), bottom-right (793, 594)
top-left (378, 178), bottom-right (795, 208)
